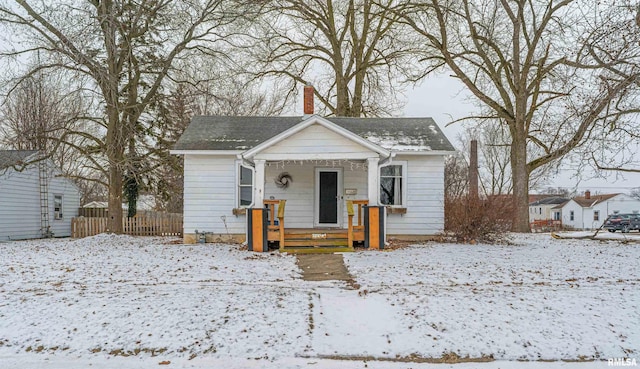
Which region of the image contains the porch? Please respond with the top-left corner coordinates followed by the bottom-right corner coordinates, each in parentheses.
top-left (247, 199), bottom-right (385, 253)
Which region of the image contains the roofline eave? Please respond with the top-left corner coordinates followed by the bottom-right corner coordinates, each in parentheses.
top-left (170, 149), bottom-right (244, 156)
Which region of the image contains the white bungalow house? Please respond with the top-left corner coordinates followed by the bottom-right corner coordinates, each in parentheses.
top-left (172, 88), bottom-right (455, 248)
top-left (559, 191), bottom-right (640, 230)
top-left (529, 196), bottom-right (569, 222)
top-left (0, 150), bottom-right (80, 241)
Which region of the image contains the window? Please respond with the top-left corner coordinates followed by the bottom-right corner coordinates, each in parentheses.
top-left (380, 163), bottom-right (406, 206)
top-left (539, 207), bottom-right (542, 215)
top-left (570, 210), bottom-right (574, 221)
top-left (593, 211), bottom-right (600, 221)
top-left (238, 164), bottom-right (253, 207)
top-left (54, 195), bottom-right (63, 220)
top-left (553, 211), bottom-right (561, 221)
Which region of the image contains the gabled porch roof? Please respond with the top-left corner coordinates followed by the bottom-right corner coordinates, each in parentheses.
top-left (242, 115), bottom-right (390, 161)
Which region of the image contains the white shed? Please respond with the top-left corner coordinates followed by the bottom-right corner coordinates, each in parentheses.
top-left (0, 150), bottom-right (81, 241)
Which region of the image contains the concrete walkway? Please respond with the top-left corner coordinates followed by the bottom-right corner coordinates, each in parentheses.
top-left (296, 253), bottom-right (353, 282)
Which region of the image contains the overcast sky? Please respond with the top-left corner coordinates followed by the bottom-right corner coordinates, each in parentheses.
top-left (403, 74), bottom-right (640, 196)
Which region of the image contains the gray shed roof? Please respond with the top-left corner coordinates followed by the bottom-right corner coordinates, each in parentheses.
top-left (0, 150), bottom-right (38, 170)
top-left (174, 116), bottom-right (455, 152)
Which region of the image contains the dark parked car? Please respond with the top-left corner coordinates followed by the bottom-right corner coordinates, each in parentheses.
top-left (603, 213), bottom-right (640, 233)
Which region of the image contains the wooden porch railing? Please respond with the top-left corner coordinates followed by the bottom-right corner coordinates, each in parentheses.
top-left (264, 199), bottom-right (286, 247)
top-left (347, 200), bottom-right (368, 246)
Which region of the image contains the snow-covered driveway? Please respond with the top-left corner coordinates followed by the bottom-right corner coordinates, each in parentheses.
top-left (0, 233), bottom-right (637, 368)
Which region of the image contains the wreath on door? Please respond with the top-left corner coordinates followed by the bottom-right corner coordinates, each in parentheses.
top-left (275, 172), bottom-right (293, 189)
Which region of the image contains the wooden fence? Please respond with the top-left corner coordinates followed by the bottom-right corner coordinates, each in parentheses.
top-left (530, 219), bottom-right (563, 232)
top-left (71, 213), bottom-right (183, 238)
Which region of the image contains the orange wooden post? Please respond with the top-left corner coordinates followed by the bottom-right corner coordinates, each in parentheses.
top-left (247, 208), bottom-right (267, 252)
top-left (364, 206), bottom-right (385, 250)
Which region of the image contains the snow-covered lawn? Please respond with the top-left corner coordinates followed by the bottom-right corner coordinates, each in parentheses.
top-left (0, 233), bottom-right (638, 368)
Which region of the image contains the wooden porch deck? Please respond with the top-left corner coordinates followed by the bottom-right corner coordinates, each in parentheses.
top-left (262, 200), bottom-right (368, 254)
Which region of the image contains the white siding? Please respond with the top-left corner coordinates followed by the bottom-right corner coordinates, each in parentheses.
top-left (561, 201), bottom-right (584, 230)
top-left (264, 162), bottom-right (369, 228)
top-left (529, 204), bottom-right (559, 221)
top-left (560, 194), bottom-right (640, 230)
top-left (256, 124), bottom-right (374, 160)
top-left (386, 155), bottom-right (445, 235)
top-left (48, 174), bottom-right (81, 237)
top-left (264, 163), bottom-right (314, 228)
top-left (0, 164), bottom-right (80, 241)
top-left (598, 194), bottom-right (640, 216)
top-left (182, 155), bottom-right (244, 234)
top-left (182, 152), bottom-right (448, 236)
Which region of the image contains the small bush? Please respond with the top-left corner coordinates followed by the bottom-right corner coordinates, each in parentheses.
top-left (444, 194), bottom-right (513, 243)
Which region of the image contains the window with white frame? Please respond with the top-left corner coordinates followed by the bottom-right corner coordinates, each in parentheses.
top-left (379, 162), bottom-right (406, 206)
top-left (570, 210), bottom-right (574, 221)
top-left (54, 194), bottom-right (63, 220)
top-left (593, 210), bottom-right (600, 221)
top-left (238, 164), bottom-right (254, 207)
top-left (554, 211), bottom-right (561, 221)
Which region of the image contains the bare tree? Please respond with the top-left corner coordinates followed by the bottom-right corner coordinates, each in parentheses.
top-left (397, 0), bottom-right (640, 231)
top-left (0, 69), bottom-right (103, 196)
top-left (0, 0), bottom-right (258, 232)
top-left (250, 0), bottom-right (417, 117)
top-left (145, 69), bottom-right (287, 213)
top-left (444, 152), bottom-right (468, 199)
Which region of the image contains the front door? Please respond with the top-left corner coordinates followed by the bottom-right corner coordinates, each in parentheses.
top-left (315, 168), bottom-right (342, 227)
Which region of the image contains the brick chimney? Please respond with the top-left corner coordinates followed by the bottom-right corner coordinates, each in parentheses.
top-left (303, 85), bottom-right (314, 116)
top-left (585, 190), bottom-right (591, 199)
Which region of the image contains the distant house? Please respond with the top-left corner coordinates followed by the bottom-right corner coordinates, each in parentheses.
top-left (529, 196), bottom-right (569, 222)
top-left (80, 195), bottom-right (157, 217)
top-left (0, 150), bottom-right (80, 241)
top-left (559, 191), bottom-right (640, 230)
top-left (172, 87), bottom-right (456, 247)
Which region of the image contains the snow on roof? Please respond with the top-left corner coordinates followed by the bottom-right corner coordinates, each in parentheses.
top-left (174, 116), bottom-right (455, 153)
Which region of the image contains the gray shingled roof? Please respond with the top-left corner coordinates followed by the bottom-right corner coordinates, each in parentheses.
top-left (173, 116), bottom-right (455, 152)
top-left (0, 150), bottom-right (38, 170)
top-left (529, 197), bottom-right (569, 206)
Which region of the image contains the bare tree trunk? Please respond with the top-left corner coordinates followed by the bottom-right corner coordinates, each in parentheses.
top-left (108, 164), bottom-right (124, 233)
top-left (511, 133), bottom-right (530, 232)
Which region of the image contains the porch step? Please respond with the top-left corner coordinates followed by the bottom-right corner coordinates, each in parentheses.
top-left (280, 246), bottom-right (354, 254)
top-left (284, 238), bottom-right (349, 247)
top-left (277, 229), bottom-right (353, 253)
top-left (284, 231), bottom-right (349, 247)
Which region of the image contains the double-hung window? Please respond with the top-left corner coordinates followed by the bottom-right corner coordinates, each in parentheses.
top-left (238, 164), bottom-right (254, 207)
top-left (54, 194), bottom-right (63, 220)
top-left (379, 162), bottom-right (406, 206)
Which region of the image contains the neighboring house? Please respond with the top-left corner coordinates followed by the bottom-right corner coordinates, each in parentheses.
top-left (529, 196), bottom-right (569, 222)
top-left (80, 195), bottom-right (157, 217)
top-left (560, 191), bottom-right (640, 230)
top-left (0, 150), bottom-right (80, 241)
top-left (172, 88), bottom-right (455, 245)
